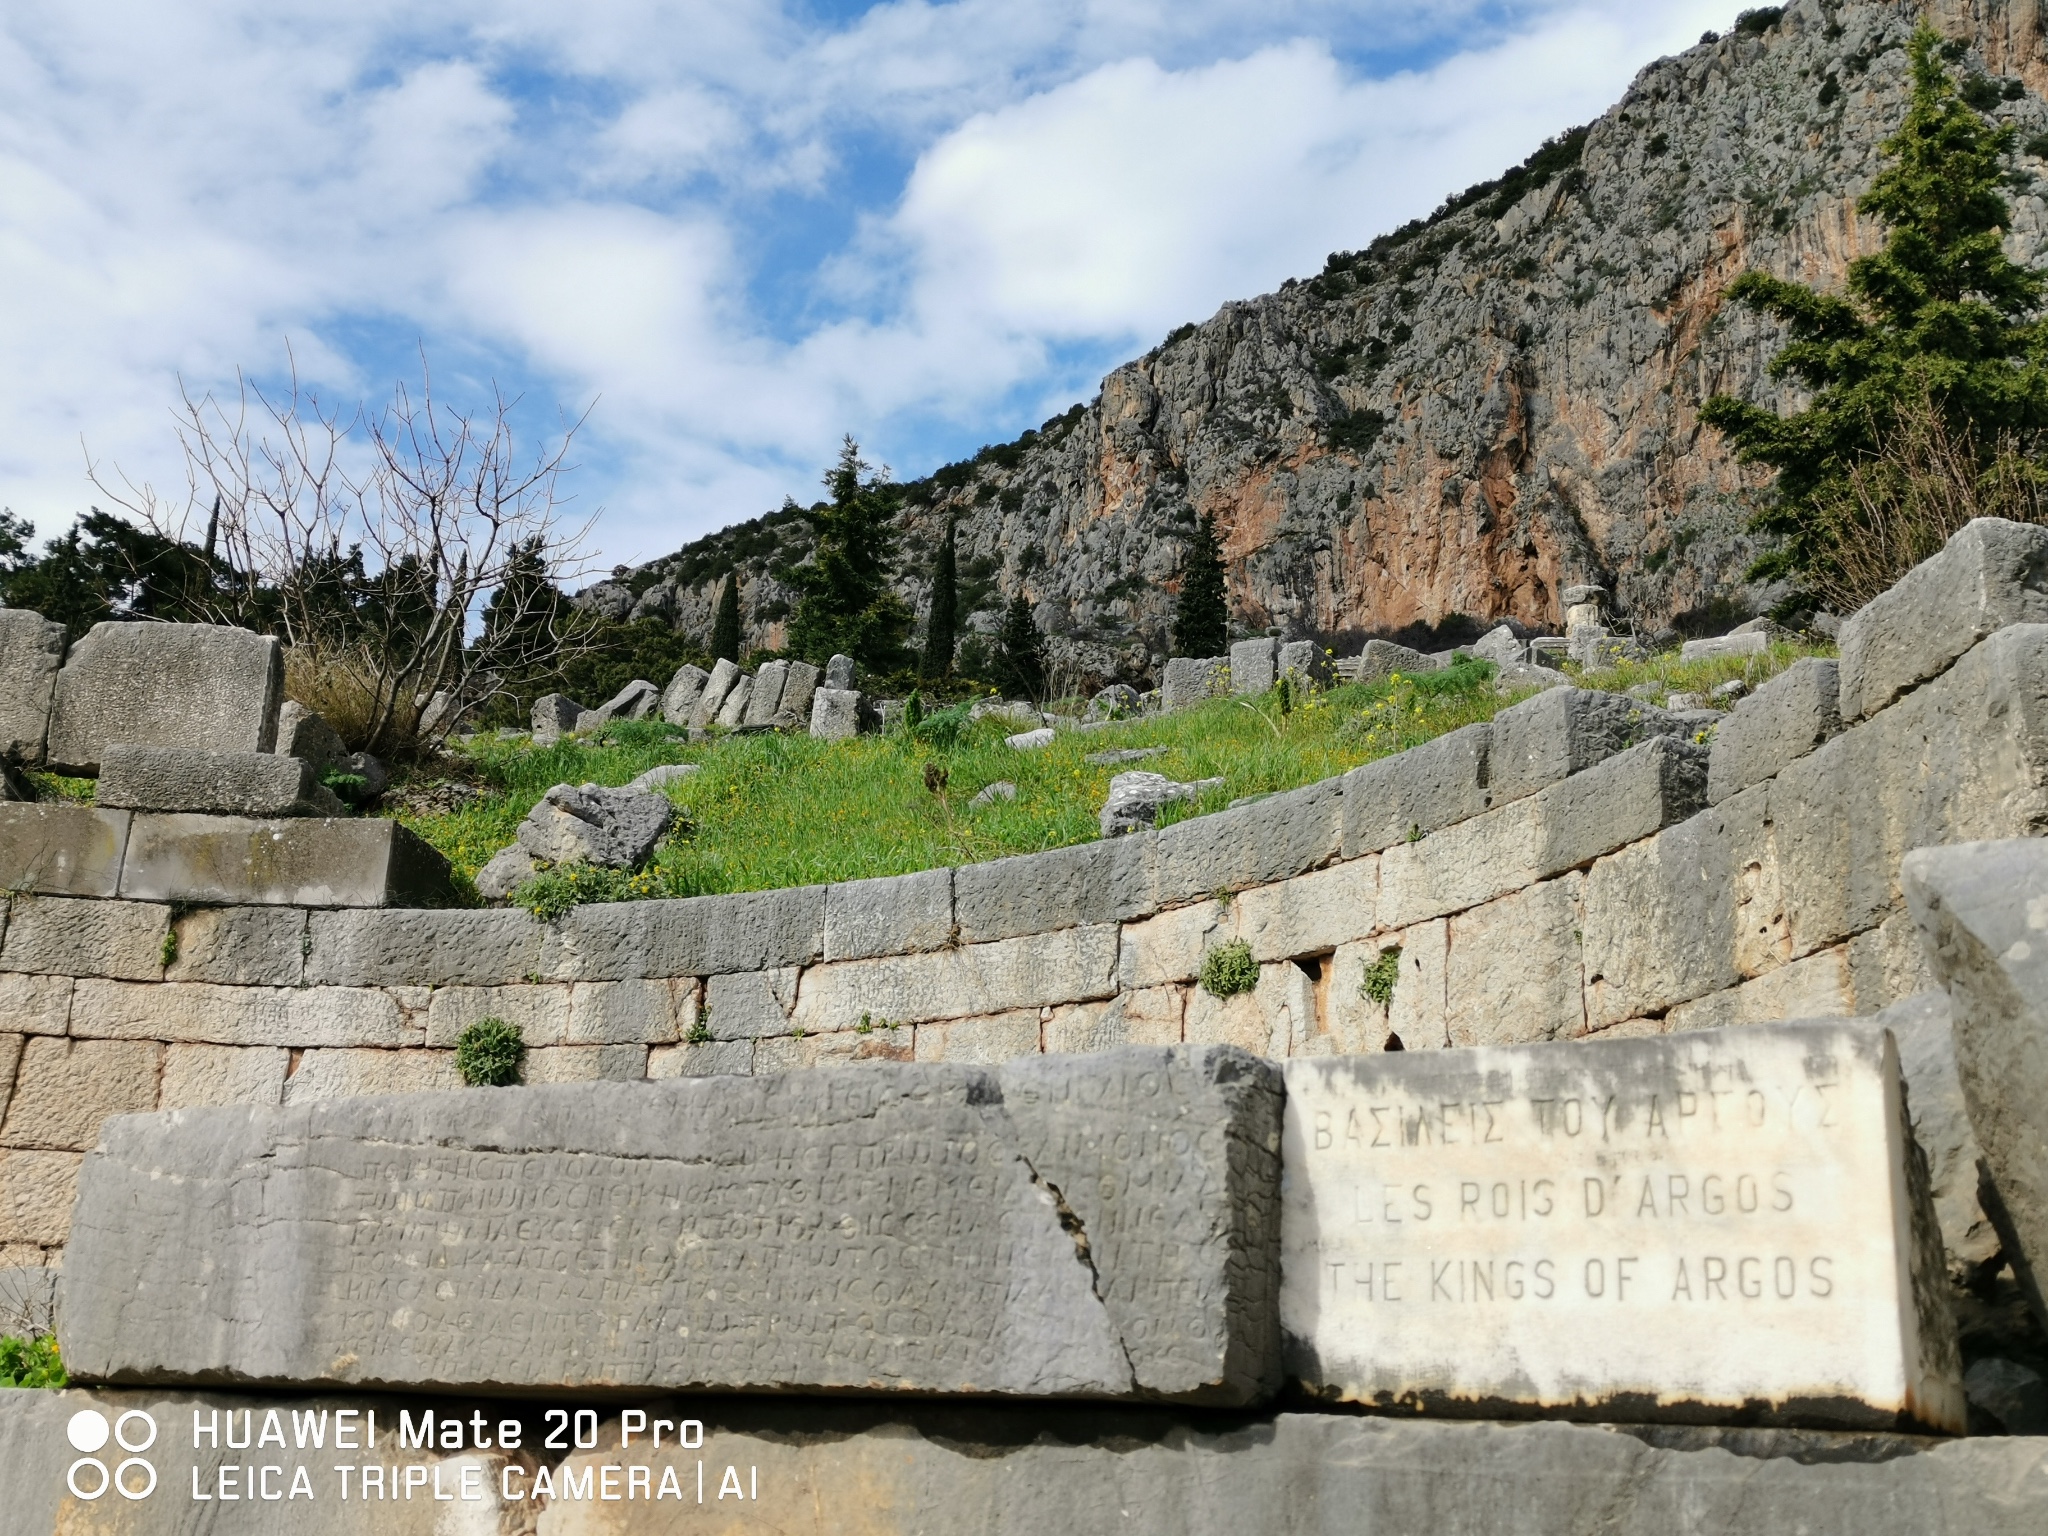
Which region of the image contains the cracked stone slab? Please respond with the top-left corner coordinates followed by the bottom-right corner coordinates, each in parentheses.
top-left (60, 1046), bottom-right (1283, 1404)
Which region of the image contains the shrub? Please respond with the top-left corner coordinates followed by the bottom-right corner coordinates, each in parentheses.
top-left (1199, 939), bottom-right (1260, 998)
top-left (1361, 946), bottom-right (1403, 1008)
top-left (455, 1016), bottom-right (526, 1087)
top-left (511, 863), bottom-right (671, 921)
top-left (0, 1334), bottom-right (66, 1389)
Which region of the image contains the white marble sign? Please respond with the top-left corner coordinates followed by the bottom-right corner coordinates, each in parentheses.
top-left (1280, 1023), bottom-right (1964, 1431)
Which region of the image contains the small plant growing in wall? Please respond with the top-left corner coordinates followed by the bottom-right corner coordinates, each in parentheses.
top-left (1361, 946), bottom-right (1403, 1009)
top-left (0, 1332), bottom-right (65, 1389)
top-left (456, 1016), bottom-right (526, 1087)
top-left (1199, 939), bottom-right (1259, 998)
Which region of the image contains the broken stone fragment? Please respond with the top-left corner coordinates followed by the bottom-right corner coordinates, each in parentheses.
top-left (1099, 770), bottom-right (1224, 838)
top-left (514, 782), bottom-right (673, 869)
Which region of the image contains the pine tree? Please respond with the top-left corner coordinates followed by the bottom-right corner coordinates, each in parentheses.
top-left (1701, 26), bottom-right (2048, 591)
top-left (992, 593), bottom-right (1045, 700)
top-left (1171, 512), bottom-right (1229, 657)
top-left (710, 571), bottom-right (742, 663)
top-left (783, 437), bottom-right (914, 672)
top-left (920, 520), bottom-right (958, 679)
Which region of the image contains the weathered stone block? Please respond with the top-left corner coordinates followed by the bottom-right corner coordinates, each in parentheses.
top-left (0, 1037), bottom-right (161, 1151)
top-left (1340, 723), bottom-right (1492, 856)
top-left (1045, 990), bottom-right (1182, 1054)
top-left (790, 925), bottom-right (1119, 1031)
top-left (715, 672), bottom-right (752, 727)
top-left (824, 867), bottom-right (953, 961)
top-left (1350, 638), bottom-right (1437, 684)
top-left (755, 1028), bottom-right (913, 1072)
top-left (1444, 873), bottom-right (1585, 1046)
top-left (542, 885), bottom-right (825, 983)
top-left (304, 908), bottom-right (541, 986)
top-left (810, 686), bottom-right (865, 739)
top-left (63, 1047), bottom-right (1284, 1403)
top-left (96, 744), bottom-right (341, 817)
top-left (1230, 637), bottom-right (1277, 694)
top-left (566, 978), bottom-right (684, 1043)
top-left (775, 660), bottom-right (821, 727)
top-left (0, 895), bottom-right (167, 980)
top-left (1229, 856), bottom-right (1377, 961)
top-left (742, 659), bottom-right (789, 726)
top-left (1839, 517), bottom-right (2048, 721)
top-left (658, 662), bottom-right (709, 726)
top-left (647, 1037), bottom-right (754, 1078)
top-left (690, 657), bottom-right (741, 730)
top-left (0, 610), bottom-right (64, 764)
top-left (530, 692), bottom-right (583, 744)
top-left (1707, 658), bottom-right (1840, 804)
top-left (912, 1010), bottom-right (1043, 1063)
top-left (1154, 777), bottom-right (1342, 902)
top-left (70, 978), bottom-right (411, 1047)
top-left (45, 621), bottom-right (282, 774)
top-left (954, 835), bottom-right (1156, 943)
top-left (1488, 687), bottom-right (1684, 805)
top-left (281, 1047), bottom-right (461, 1103)
top-left (703, 967), bottom-right (799, 1038)
top-left (159, 1044), bottom-right (289, 1110)
top-left (0, 803), bottom-right (130, 898)
top-left (1902, 838), bottom-right (2048, 1330)
top-left (1281, 1022), bottom-right (1964, 1431)
top-left (423, 983), bottom-right (573, 1047)
top-left (1119, 900), bottom-right (1222, 991)
top-left (0, 1149), bottom-right (80, 1246)
top-left (0, 973), bottom-right (72, 1036)
top-left (1160, 656), bottom-right (1225, 710)
top-left (1679, 630), bottom-right (1769, 661)
top-left (1184, 960), bottom-right (1309, 1057)
top-left (593, 678), bottom-right (659, 723)
top-left (0, 1034), bottom-right (18, 1125)
top-left (164, 905), bottom-right (307, 985)
top-left (274, 700), bottom-right (346, 768)
top-left (118, 814), bottom-right (457, 908)
top-left (1665, 948), bottom-right (1854, 1034)
top-left (1277, 639), bottom-right (1324, 689)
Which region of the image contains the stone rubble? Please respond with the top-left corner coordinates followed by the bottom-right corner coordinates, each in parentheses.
top-left (1100, 770), bottom-right (1224, 837)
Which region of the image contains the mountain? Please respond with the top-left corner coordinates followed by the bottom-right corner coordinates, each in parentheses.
top-left (586, 0), bottom-right (2048, 688)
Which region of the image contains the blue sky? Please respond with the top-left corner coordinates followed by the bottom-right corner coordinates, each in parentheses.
top-left (0, 0), bottom-right (1730, 574)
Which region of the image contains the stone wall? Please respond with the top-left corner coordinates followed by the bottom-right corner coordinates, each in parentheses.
top-left (5, 527), bottom-right (2048, 1270)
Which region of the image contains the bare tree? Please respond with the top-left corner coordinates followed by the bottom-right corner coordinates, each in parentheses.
top-left (91, 348), bottom-right (599, 756)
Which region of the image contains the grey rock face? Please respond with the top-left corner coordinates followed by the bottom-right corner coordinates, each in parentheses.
top-left (1100, 770), bottom-right (1224, 837)
top-left (824, 652), bottom-right (857, 690)
top-left (689, 657), bottom-right (741, 730)
top-left (658, 663), bottom-right (710, 725)
top-left (778, 660), bottom-right (822, 725)
top-left (1161, 657), bottom-right (1225, 710)
top-left (96, 745), bottom-right (343, 818)
top-left (530, 692), bottom-right (586, 745)
top-left (810, 687), bottom-right (866, 739)
top-left (45, 621), bottom-right (282, 775)
top-left (1901, 837), bottom-right (2048, 1332)
top-left (0, 609), bottom-right (64, 763)
top-left (514, 783), bottom-right (673, 869)
top-left (1006, 726), bottom-right (1055, 750)
top-left (1965, 1358), bottom-right (2048, 1435)
top-left (1707, 657), bottom-right (1841, 804)
top-left (61, 1047), bottom-right (1284, 1403)
top-left (1488, 687), bottom-right (1684, 804)
top-left (1230, 638), bottom-right (1277, 694)
top-left (1340, 722), bottom-right (1492, 857)
top-left (117, 814), bottom-right (456, 908)
top-left (1276, 639), bottom-right (1323, 689)
top-left (1840, 519), bottom-right (2048, 722)
top-left (742, 659), bottom-right (790, 727)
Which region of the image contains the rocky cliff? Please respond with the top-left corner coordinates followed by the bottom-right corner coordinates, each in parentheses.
top-left (591, 0), bottom-right (2048, 688)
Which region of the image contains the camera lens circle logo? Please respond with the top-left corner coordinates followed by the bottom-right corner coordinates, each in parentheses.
top-left (65, 1408), bottom-right (157, 1500)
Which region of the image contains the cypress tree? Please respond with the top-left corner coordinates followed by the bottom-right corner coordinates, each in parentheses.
top-left (784, 437), bottom-right (915, 671)
top-left (1172, 512), bottom-right (1229, 657)
top-left (993, 593), bottom-right (1045, 700)
top-left (710, 571), bottom-right (741, 663)
top-left (921, 520), bottom-right (958, 678)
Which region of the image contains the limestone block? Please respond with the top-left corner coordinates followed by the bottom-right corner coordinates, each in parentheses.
top-left (63, 1047), bottom-right (1284, 1402)
top-left (423, 983), bottom-right (573, 1047)
top-left (647, 1038), bottom-right (754, 1078)
top-left (1160, 656), bottom-right (1226, 710)
top-left (70, 978), bottom-right (412, 1047)
top-left (0, 1037), bottom-right (161, 1150)
top-left (1579, 783), bottom-right (1771, 1029)
top-left (0, 1033), bottom-right (16, 1126)
top-left (1229, 856), bottom-right (1378, 961)
top-left (1445, 873), bottom-right (1586, 1047)
top-left (1471, 624), bottom-right (1527, 667)
top-left (159, 1044), bottom-right (288, 1110)
top-left (282, 1047), bottom-right (461, 1103)
top-left (96, 744), bottom-right (341, 817)
top-left (1154, 776), bottom-right (1343, 903)
top-left (1839, 517), bottom-right (2048, 722)
top-left (538, 885), bottom-right (822, 982)
top-left (274, 700), bottom-right (346, 768)
top-left (1775, 625), bottom-right (2048, 960)
top-left (1488, 687), bottom-right (1685, 805)
top-left (1844, 908), bottom-right (1936, 1013)
top-left (754, 1028), bottom-right (913, 1072)
top-left (1679, 630), bottom-right (1770, 661)
top-left (1901, 838), bottom-right (2048, 1330)
top-left (1665, 948), bottom-right (1854, 1034)
top-left (1281, 1022), bottom-right (1965, 1432)
top-left (954, 834), bottom-right (1156, 943)
top-left (824, 653), bottom-right (857, 690)
top-left (517, 1044), bottom-right (603, 1083)
top-left (0, 895), bottom-right (167, 980)
top-left (1707, 658), bottom-right (1840, 804)
top-left (1350, 638), bottom-right (1438, 683)
top-left (1384, 918), bottom-right (1448, 1050)
top-left (1185, 961), bottom-right (1309, 1057)
top-left (913, 1010), bottom-right (1043, 1063)
top-left (515, 782), bottom-right (672, 870)
top-left (704, 967), bottom-right (800, 1039)
top-left (0, 1149), bottom-right (80, 1245)
top-left (1044, 991), bottom-right (1183, 1053)
top-left (1230, 637), bottom-right (1277, 694)
top-left (118, 814), bottom-right (457, 908)
top-left (0, 609), bottom-right (64, 763)
top-left (715, 672), bottom-right (753, 728)
top-left (567, 978), bottom-right (685, 1044)
top-left (45, 621), bottom-right (282, 774)
top-left (810, 686), bottom-right (865, 739)
top-left (777, 660), bottom-right (821, 726)
top-left (0, 803), bottom-right (130, 898)
top-left (304, 908), bottom-right (541, 987)
top-left (658, 663), bottom-right (710, 726)
top-left (0, 973), bottom-right (71, 1036)
top-left (1340, 723), bottom-right (1493, 857)
top-left (530, 692), bottom-right (584, 744)
top-left (791, 925), bottom-right (1119, 1032)
top-left (165, 905), bottom-right (307, 985)
top-left (690, 657), bottom-right (741, 730)
top-left (824, 867), bottom-right (953, 961)
top-left (1317, 940), bottom-right (1399, 1055)
top-left (1277, 639), bottom-right (1324, 688)
top-left (593, 678), bottom-right (660, 724)
top-left (741, 659), bottom-right (789, 727)
top-left (1119, 900), bottom-right (1224, 991)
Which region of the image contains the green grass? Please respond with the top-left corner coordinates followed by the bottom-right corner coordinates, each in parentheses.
top-left (1567, 638), bottom-right (1831, 699)
top-left (390, 641), bottom-right (1831, 904)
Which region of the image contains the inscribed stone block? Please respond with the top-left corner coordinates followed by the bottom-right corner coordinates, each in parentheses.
top-left (1280, 1022), bottom-right (1964, 1431)
top-left (1665, 948), bottom-right (1853, 1034)
top-left (646, 1039), bottom-right (754, 1078)
top-left (704, 968), bottom-right (799, 1039)
top-left (1229, 857), bottom-right (1377, 962)
top-left (158, 1044), bottom-right (288, 1110)
top-left (1045, 990), bottom-right (1182, 1054)
top-left (824, 867), bottom-right (953, 961)
top-left (0, 803), bottom-right (130, 898)
top-left (0, 610), bottom-right (64, 764)
top-left (119, 815), bottom-right (456, 908)
top-left (911, 1010), bottom-right (1043, 1063)
top-left (423, 984), bottom-right (573, 1048)
top-left (70, 978), bottom-right (411, 1048)
top-left (62, 1047), bottom-right (1284, 1403)
top-left (45, 621), bottom-right (282, 774)
top-left (0, 1037), bottom-right (160, 1151)
top-left (1119, 900), bottom-right (1223, 991)
top-left (1340, 723), bottom-right (1493, 857)
top-left (1153, 777), bottom-right (1342, 903)
top-left (0, 895), bottom-right (167, 981)
top-left (566, 978), bottom-right (684, 1044)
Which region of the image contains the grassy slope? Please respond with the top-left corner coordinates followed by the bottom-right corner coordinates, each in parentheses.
top-left (392, 641), bottom-right (1826, 901)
